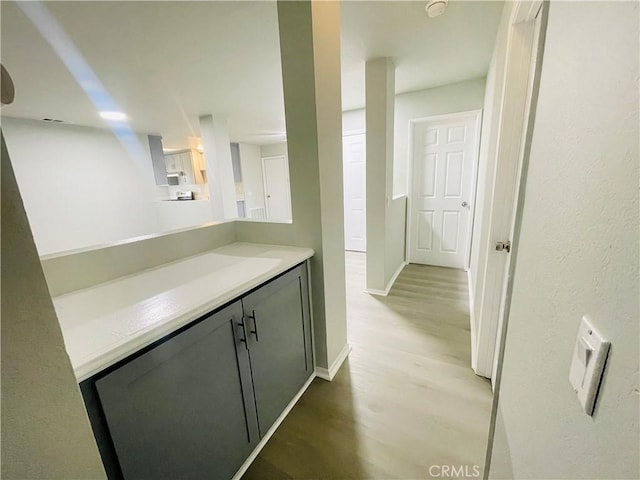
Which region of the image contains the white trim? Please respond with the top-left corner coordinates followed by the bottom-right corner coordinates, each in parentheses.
top-left (315, 343), bottom-right (351, 381)
top-left (474, 3), bottom-right (544, 382)
top-left (405, 109), bottom-right (483, 268)
top-left (343, 129), bottom-right (365, 137)
top-left (364, 261), bottom-right (407, 297)
top-left (468, 269), bottom-right (478, 372)
top-left (513, 0), bottom-right (542, 24)
top-left (231, 372), bottom-right (316, 480)
top-left (484, 0), bottom-right (547, 473)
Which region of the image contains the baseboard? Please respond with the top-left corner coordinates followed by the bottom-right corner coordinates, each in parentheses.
top-left (315, 343), bottom-right (351, 381)
top-left (233, 344), bottom-right (352, 478)
top-left (364, 261), bottom-right (407, 297)
top-left (232, 372), bottom-right (316, 480)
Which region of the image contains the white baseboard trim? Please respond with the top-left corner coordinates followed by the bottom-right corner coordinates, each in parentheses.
top-left (315, 343), bottom-right (351, 381)
top-left (232, 372), bottom-right (316, 480)
top-left (364, 261), bottom-right (407, 297)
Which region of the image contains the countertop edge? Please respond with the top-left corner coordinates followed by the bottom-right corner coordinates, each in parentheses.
top-left (67, 244), bottom-right (314, 382)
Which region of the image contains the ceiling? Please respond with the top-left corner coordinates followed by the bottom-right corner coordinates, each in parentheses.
top-left (1, 1), bottom-right (503, 148)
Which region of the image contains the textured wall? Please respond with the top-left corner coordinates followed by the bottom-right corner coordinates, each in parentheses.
top-left (490, 2), bottom-right (639, 478)
top-left (1, 133), bottom-right (106, 479)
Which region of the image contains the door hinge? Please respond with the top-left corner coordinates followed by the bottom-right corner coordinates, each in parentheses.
top-left (495, 241), bottom-right (511, 253)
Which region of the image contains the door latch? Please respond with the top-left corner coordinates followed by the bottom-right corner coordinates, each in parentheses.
top-left (495, 241), bottom-right (511, 253)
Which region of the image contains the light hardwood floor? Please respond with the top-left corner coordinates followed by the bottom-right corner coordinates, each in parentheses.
top-left (243, 252), bottom-right (493, 479)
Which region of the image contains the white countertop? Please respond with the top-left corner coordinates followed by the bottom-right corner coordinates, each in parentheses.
top-left (53, 243), bottom-right (314, 381)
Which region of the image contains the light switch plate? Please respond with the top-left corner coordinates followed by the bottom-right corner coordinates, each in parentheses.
top-left (569, 316), bottom-right (610, 416)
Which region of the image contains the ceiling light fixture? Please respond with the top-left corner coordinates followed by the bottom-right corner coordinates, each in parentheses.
top-left (99, 111), bottom-right (128, 121)
top-left (425, 0), bottom-right (448, 18)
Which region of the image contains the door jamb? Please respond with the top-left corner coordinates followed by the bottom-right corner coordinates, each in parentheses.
top-left (405, 109), bottom-right (483, 270)
top-left (483, 1), bottom-right (548, 478)
top-left (474, 0), bottom-right (545, 380)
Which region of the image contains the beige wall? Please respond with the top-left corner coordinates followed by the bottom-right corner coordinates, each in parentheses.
top-left (489, 2), bottom-right (639, 478)
top-left (1, 133), bottom-right (106, 479)
top-left (41, 221), bottom-right (236, 296)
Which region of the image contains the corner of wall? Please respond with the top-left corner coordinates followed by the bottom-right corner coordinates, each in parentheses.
top-left (1, 132), bottom-right (106, 479)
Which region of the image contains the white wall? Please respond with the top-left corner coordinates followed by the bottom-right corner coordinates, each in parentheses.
top-left (3, 118), bottom-right (161, 255)
top-left (489, 2), bottom-right (639, 478)
top-left (1, 134), bottom-right (106, 479)
top-left (394, 77), bottom-right (486, 196)
top-left (156, 200), bottom-right (214, 232)
top-left (239, 143), bottom-right (266, 216)
top-left (199, 114), bottom-right (238, 220)
top-left (260, 141), bottom-right (288, 159)
top-left (342, 109), bottom-right (365, 134)
top-left (385, 195), bottom-right (406, 285)
top-left (340, 78), bottom-right (486, 197)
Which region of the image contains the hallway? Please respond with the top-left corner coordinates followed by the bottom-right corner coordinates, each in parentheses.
top-left (243, 252), bottom-right (493, 479)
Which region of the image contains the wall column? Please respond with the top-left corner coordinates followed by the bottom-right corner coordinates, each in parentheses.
top-left (365, 57), bottom-right (395, 292)
top-left (234, 0), bottom-right (347, 373)
top-left (199, 114), bottom-right (238, 220)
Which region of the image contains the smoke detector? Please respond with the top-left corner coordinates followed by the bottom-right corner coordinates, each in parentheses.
top-left (425, 0), bottom-right (448, 18)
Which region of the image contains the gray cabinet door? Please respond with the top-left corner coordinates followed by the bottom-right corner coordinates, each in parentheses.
top-left (95, 301), bottom-right (259, 480)
top-left (242, 264), bottom-right (312, 436)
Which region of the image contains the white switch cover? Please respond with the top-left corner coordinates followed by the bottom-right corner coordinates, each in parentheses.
top-left (569, 316), bottom-right (610, 416)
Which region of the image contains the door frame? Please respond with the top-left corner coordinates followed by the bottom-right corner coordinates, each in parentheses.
top-left (342, 129), bottom-right (366, 252)
top-left (473, 0), bottom-right (546, 382)
top-left (405, 109), bottom-right (483, 270)
top-left (482, 0), bottom-right (548, 475)
top-left (261, 154), bottom-right (291, 221)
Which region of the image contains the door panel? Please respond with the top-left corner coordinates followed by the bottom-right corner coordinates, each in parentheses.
top-left (95, 302), bottom-right (258, 480)
top-left (242, 265), bottom-right (312, 436)
top-left (409, 113), bottom-right (480, 268)
top-left (417, 210), bottom-right (434, 250)
top-left (262, 155), bottom-right (292, 221)
top-left (343, 133), bottom-right (366, 252)
top-left (442, 211), bottom-right (460, 252)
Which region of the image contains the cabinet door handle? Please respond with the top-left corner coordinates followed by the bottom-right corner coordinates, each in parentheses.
top-left (235, 320), bottom-right (248, 349)
top-left (245, 311), bottom-right (259, 342)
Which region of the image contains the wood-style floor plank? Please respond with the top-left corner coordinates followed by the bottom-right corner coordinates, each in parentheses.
top-left (242, 252), bottom-right (492, 479)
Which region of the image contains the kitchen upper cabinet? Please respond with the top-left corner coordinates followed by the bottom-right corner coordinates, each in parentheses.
top-left (164, 150), bottom-right (205, 185)
top-left (242, 265), bottom-right (312, 436)
top-left (94, 301), bottom-right (259, 480)
top-left (148, 135), bottom-right (169, 185)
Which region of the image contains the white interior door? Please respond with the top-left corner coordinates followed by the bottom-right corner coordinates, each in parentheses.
top-left (409, 112), bottom-right (480, 268)
top-left (343, 133), bottom-right (366, 252)
top-left (262, 155), bottom-right (291, 221)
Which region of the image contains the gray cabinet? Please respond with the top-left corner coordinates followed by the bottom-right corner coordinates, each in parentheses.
top-left (242, 265), bottom-right (312, 435)
top-left (95, 301), bottom-right (258, 480)
top-left (81, 262), bottom-right (312, 480)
